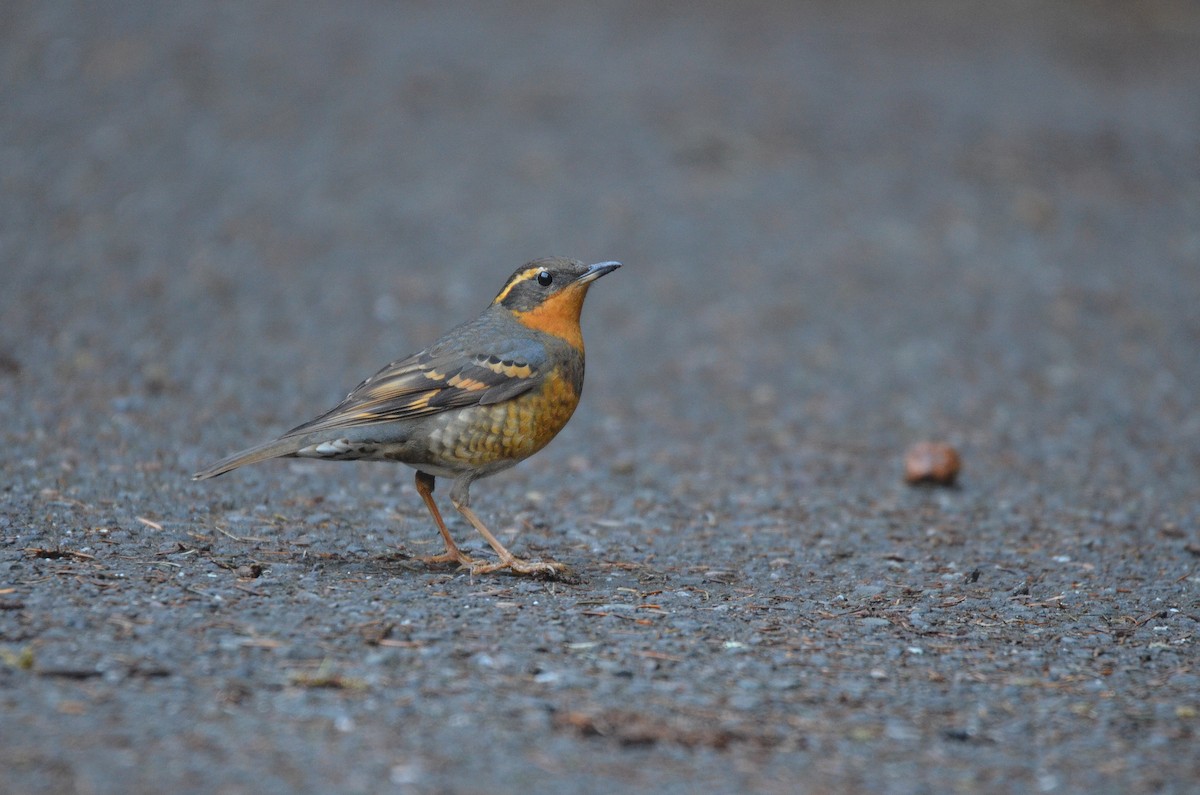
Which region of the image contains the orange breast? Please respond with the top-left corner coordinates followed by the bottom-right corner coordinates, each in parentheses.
top-left (433, 369), bottom-right (582, 469)
top-left (513, 286), bottom-right (587, 351)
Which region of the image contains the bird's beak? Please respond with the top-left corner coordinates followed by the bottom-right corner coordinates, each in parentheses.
top-left (579, 261), bottom-right (622, 284)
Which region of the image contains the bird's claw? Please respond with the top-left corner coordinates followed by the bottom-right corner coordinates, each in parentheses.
top-left (469, 556), bottom-right (573, 580)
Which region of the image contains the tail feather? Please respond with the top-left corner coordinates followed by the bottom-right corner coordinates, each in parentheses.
top-left (192, 436), bottom-right (309, 480)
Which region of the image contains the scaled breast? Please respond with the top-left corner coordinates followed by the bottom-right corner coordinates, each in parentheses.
top-left (426, 370), bottom-right (582, 471)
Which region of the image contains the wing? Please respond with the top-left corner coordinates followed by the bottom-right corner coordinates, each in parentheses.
top-left (281, 341), bottom-right (547, 437)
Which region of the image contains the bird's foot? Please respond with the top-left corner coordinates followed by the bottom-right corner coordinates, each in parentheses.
top-left (469, 555), bottom-right (574, 580)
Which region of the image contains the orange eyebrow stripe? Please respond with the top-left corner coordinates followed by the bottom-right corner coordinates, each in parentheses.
top-left (491, 267), bottom-right (543, 305)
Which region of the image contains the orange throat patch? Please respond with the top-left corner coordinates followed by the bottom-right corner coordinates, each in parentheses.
top-left (512, 286), bottom-right (588, 351)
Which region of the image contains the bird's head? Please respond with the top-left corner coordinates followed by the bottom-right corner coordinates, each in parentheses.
top-left (491, 257), bottom-right (621, 349)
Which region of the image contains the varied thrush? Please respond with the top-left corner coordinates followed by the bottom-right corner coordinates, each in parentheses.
top-left (194, 257), bottom-right (620, 577)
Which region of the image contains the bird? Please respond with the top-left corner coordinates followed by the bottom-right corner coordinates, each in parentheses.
top-left (193, 257), bottom-right (620, 577)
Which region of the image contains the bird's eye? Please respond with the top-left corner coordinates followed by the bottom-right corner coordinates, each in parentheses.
top-left (536, 270), bottom-right (553, 287)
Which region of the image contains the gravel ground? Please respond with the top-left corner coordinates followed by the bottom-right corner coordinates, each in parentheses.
top-left (2, 2), bottom-right (1199, 793)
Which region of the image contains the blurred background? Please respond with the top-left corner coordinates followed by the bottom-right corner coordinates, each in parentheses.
top-left (5, 1), bottom-right (1198, 474)
top-left (4, 2), bottom-right (1197, 499)
top-left (2, 2), bottom-right (1198, 792)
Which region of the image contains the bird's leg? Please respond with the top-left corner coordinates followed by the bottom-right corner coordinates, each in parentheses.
top-left (413, 471), bottom-right (479, 568)
top-left (449, 479), bottom-right (569, 578)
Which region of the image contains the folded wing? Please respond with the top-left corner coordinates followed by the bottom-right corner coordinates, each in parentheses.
top-left (284, 343), bottom-right (546, 436)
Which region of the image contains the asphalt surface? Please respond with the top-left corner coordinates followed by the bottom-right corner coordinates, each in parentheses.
top-left (3, 2), bottom-right (1199, 793)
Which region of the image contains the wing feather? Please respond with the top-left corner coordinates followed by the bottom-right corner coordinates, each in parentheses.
top-left (282, 343), bottom-right (544, 437)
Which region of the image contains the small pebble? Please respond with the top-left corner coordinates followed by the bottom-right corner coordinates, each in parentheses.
top-left (904, 441), bottom-right (961, 486)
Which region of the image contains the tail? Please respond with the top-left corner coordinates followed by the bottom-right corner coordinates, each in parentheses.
top-left (192, 436), bottom-right (309, 480)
